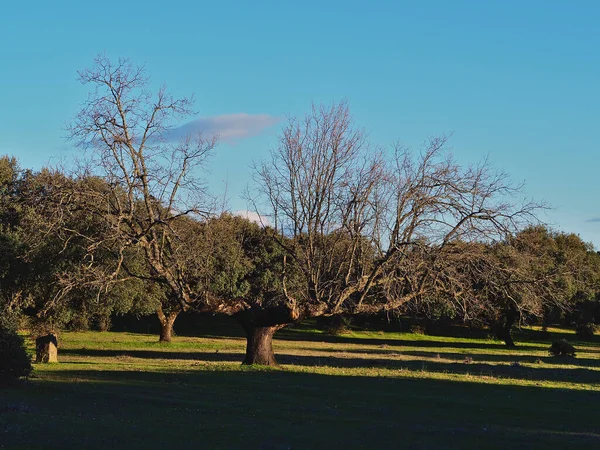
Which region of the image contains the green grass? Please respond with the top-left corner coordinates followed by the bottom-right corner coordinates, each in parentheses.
top-left (1, 327), bottom-right (599, 449)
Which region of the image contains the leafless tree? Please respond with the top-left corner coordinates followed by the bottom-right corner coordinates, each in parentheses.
top-left (249, 100), bottom-right (541, 363)
top-left (67, 54), bottom-right (218, 341)
top-left (355, 138), bottom-right (541, 313)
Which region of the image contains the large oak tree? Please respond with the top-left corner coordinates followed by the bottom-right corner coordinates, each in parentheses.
top-left (245, 101), bottom-right (541, 364)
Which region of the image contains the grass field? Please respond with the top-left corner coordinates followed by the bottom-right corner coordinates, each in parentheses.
top-left (1, 325), bottom-right (599, 449)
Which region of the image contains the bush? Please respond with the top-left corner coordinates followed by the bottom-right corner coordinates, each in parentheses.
top-left (0, 325), bottom-right (33, 383)
top-left (549, 339), bottom-right (576, 358)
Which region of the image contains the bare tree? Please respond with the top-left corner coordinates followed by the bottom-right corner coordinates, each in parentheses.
top-left (67, 54), bottom-right (218, 341)
top-left (248, 101), bottom-right (541, 364)
top-left (355, 139), bottom-right (541, 313)
top-left (241, 101), bottom-right (383, 363)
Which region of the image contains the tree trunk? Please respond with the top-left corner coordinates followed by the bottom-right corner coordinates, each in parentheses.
top-left (157, 307), bottom-right (179, 343)
top-left (497, 325), bottom-right (515, 348)
top-left (241, 324), bottom-right (282, 366)
top-left (496, 306), bottom-right (518, 348)
top-left (234, 305), bottom-right (300, 365)
top-left (94, 315), bottom-right (111, 332)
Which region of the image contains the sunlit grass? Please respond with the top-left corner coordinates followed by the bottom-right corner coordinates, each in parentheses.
top-left (26, 328), bottom-right (600, 391)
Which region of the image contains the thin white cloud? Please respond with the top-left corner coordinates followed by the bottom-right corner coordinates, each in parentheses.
top-left (586, 218), bottom-right (600, 223)
top-left (167, 113), bottom-right (280, 143)
top-left (234, 210), bottom-right (270, 227)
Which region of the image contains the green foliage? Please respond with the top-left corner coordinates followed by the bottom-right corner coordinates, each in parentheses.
top-left (0, 318), bottom-right (32, 382)
top-left (446, 226), bottom-right (600, 346)
top-left (3, 160), bottom-right (162, 331)
top-left (193, 213), bottom-right (288, 305)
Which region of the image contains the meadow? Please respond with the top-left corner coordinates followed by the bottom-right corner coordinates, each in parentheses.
top-left (1, 324), bottom-right (599, 449)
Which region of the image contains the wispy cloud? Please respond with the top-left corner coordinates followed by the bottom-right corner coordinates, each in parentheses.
top-left (586, 218), bottom-right (600, 223)
top-left (167, 113), bottom-right (280, 143)
top-left (234, 210), bottom-right (270, 226)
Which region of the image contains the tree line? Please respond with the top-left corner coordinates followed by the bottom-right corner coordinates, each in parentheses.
top-left (1, 55), bottom-right (598, 366)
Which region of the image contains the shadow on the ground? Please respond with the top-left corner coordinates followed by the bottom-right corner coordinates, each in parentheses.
top-left (59, 346), bottom-right (600, 385)
top-left (198, 329), bottom-right (597, 356)
top-left (12, 347), bottom-right (600, 450)
top-left (514, 328), bottom-right (600, 345)
top-left (275, 330), bottom-right (550, 351)
top-left (60, 348), bottom-right (243, 362)
top-left (323, 348), bottom-right (600, 367)
top-left (273, 354), bottom-right (600, 384)
top-left (399, 350), bottom-right (600, 367)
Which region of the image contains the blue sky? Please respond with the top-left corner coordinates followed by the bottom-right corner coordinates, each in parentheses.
top-left (1, 0), bottom-right (598, 248)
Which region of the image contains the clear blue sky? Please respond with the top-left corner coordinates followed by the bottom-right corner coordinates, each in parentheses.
top-left (1, 0), bottom-right (598, 248)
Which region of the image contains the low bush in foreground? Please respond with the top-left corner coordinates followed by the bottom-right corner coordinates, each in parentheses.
top-left (0, 325), bottom-right (33, 383)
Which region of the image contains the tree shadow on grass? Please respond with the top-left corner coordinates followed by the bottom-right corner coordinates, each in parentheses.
top-left (514, 328), bottom-right (600, 345)
top-left (200, 329), bottom-right (596, 355)
top-left (60, 348), bottom-right (243, 362)
top-left (271, 353), bottom-right (600, 384)
top-left (324, 348), bottom-right (600, 368)
top-left (7, 364), bottom-right (600, 450)
top-left (273, 330), bottom-right (550, 351)
top-left (398, 350), bottom-right (600, 368)
top-left (60, 346), bottom-right (600, 385)
top-left (194, 321), bottom-right (589, 353)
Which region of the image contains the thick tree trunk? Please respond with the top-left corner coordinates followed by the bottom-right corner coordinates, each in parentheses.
top-left (94, 315), bottom-right (111, 332)
top-left (234, 304), bottom-right (304, 365)
top-left (241, 324), bottom-right (282, 366)
top-left (496, 306), bottom-right (518, 348)
top-left (157, 307), bottom-right (179, 343)
top-left (497, 325), bottom-right (516, 348)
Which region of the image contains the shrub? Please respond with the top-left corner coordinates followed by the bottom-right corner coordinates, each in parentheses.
top-left (549, 339), bottom-right (576, 358)
top-left (0, 325), bottom-right (33, 383)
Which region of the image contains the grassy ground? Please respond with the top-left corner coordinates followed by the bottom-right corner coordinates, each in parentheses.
top-left (1, 325), bottom-right (599, 449)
